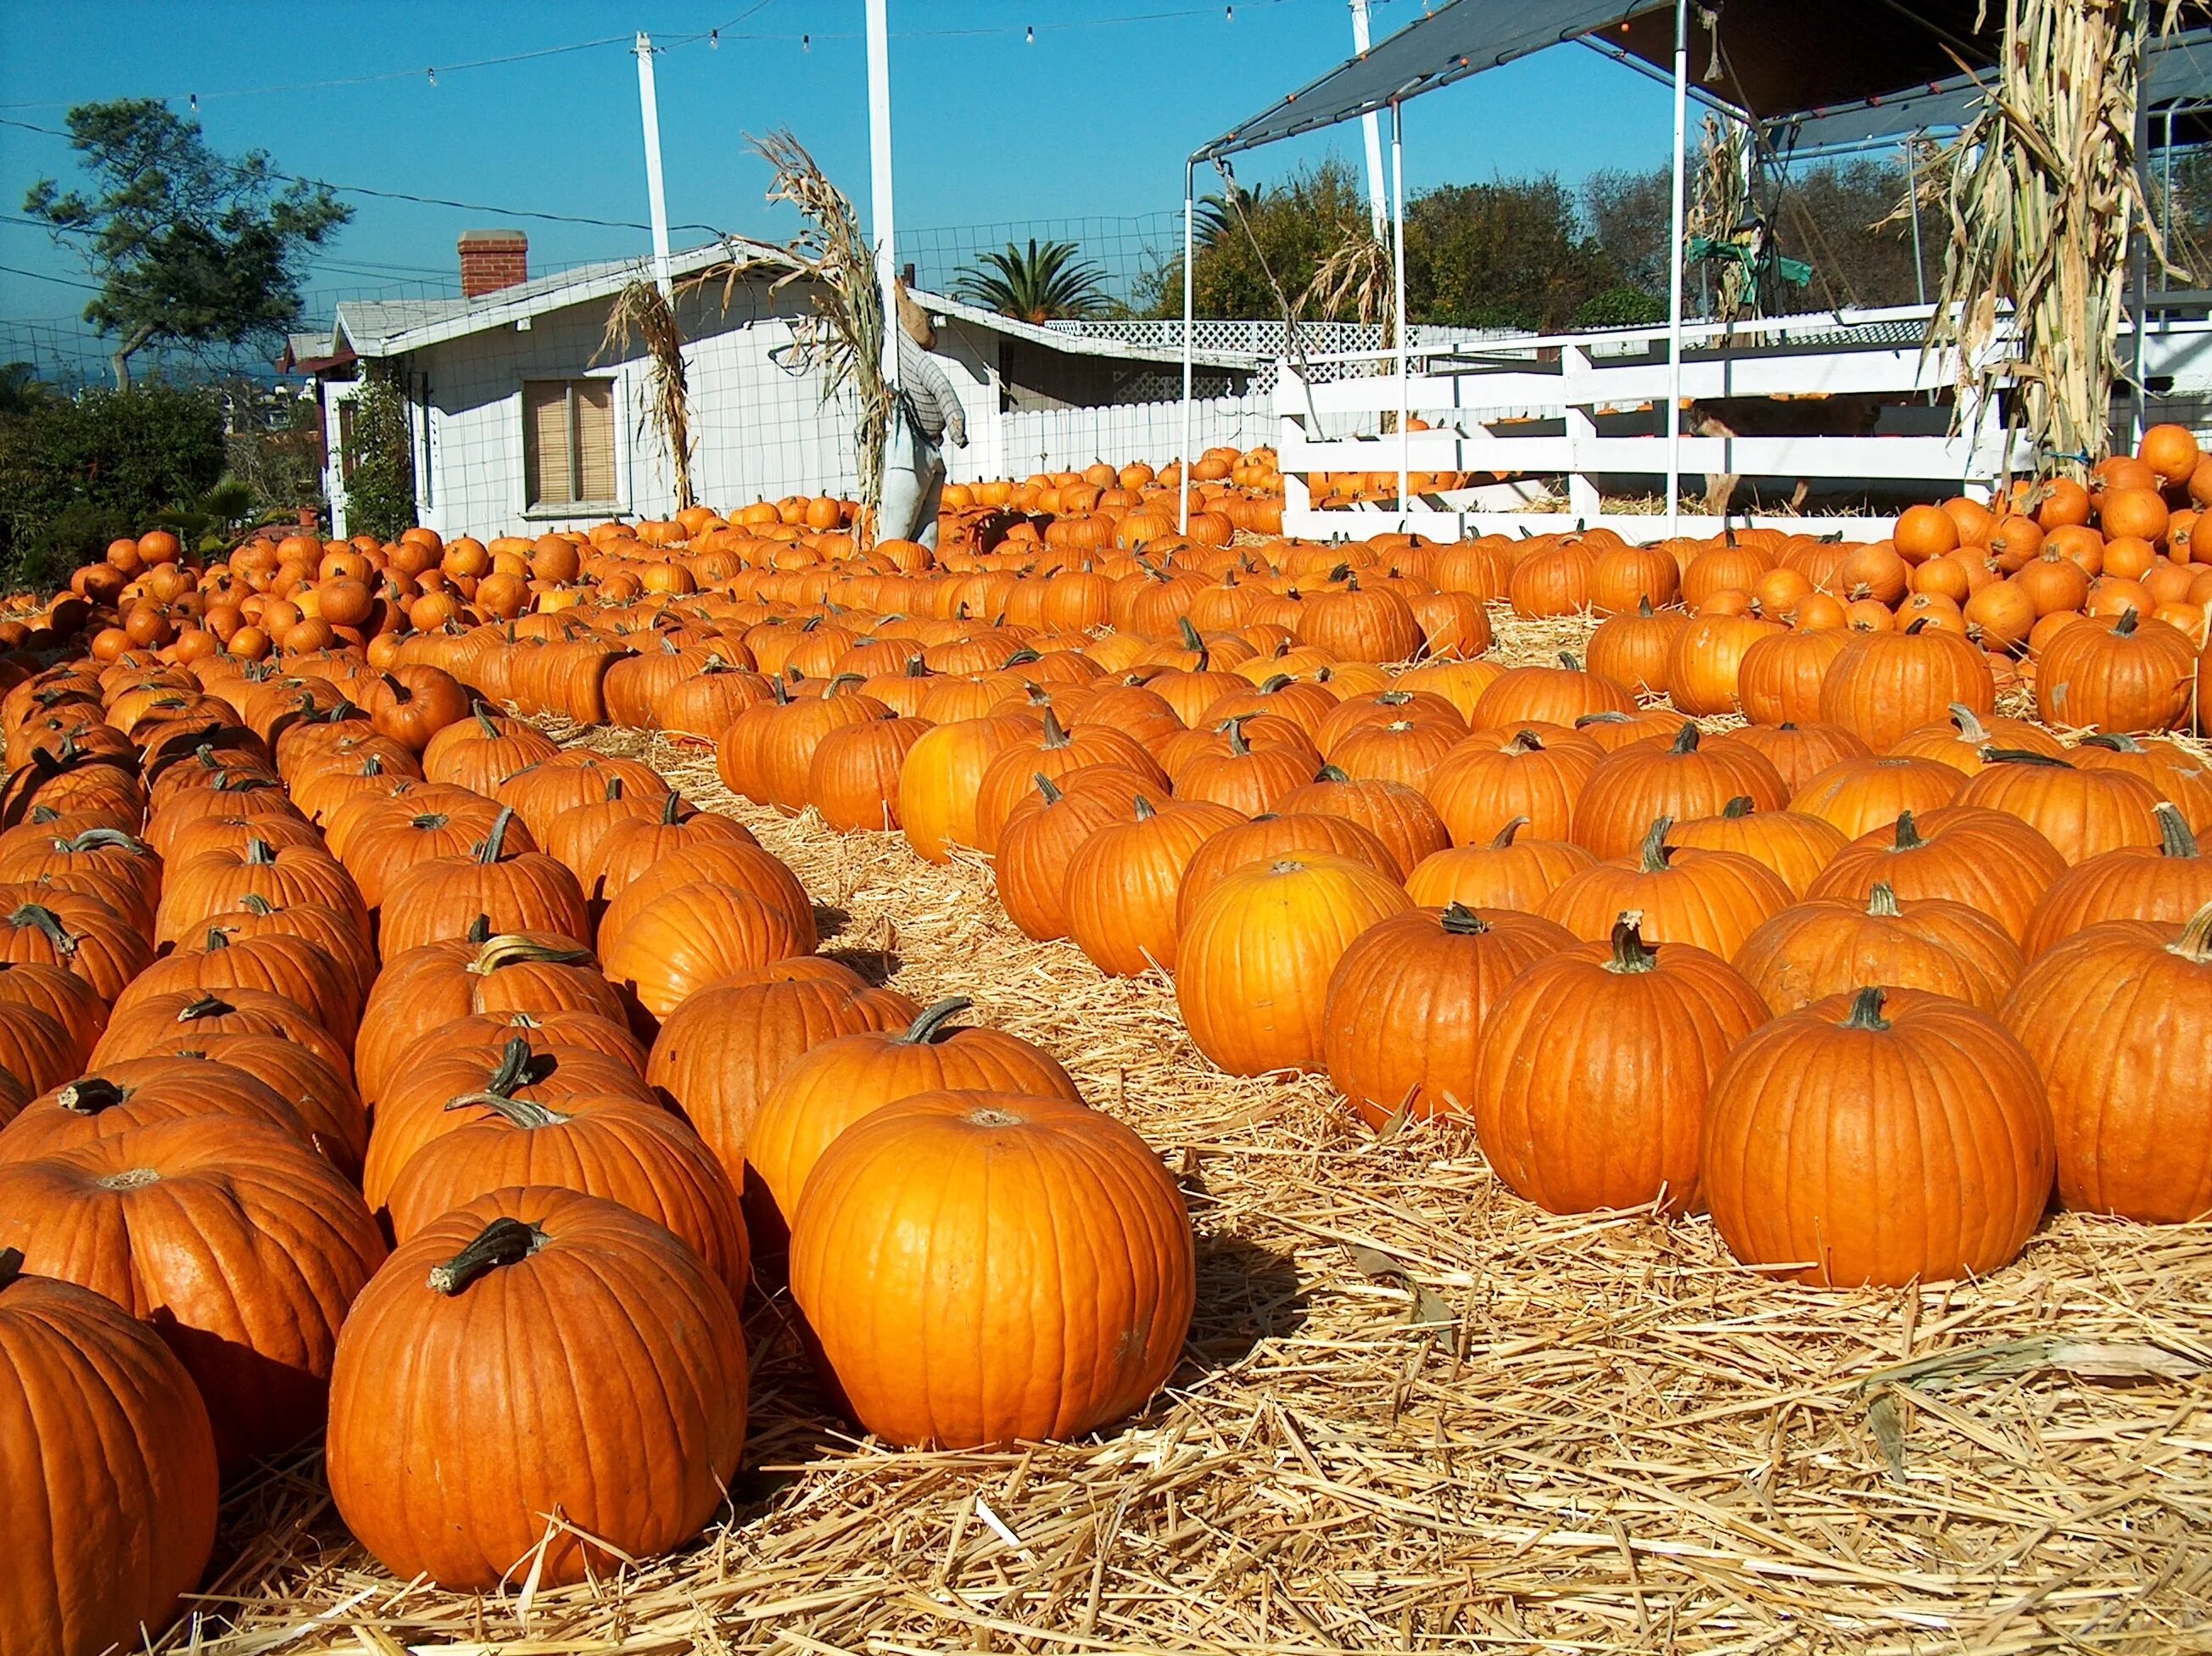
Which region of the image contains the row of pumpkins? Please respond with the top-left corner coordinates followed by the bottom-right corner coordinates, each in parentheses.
top-left (10, 425), bottom-right (2212, 1649)
top-left (0, 646), bottom-right (1196, 1656)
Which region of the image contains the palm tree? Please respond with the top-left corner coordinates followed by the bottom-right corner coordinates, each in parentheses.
top-left (952, 239), bottom-right (1111, 323)
top-left (0, 362), bottom-right (50, 416)
top-left (1196, 184), bottom-right (1270, 251)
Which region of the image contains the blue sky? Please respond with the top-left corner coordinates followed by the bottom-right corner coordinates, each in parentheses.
top-left (0, 0), bottom-right (1677, 363)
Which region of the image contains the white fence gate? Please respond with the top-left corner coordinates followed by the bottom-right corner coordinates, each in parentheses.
top-left (969, 395), bottom-right (1275, 484)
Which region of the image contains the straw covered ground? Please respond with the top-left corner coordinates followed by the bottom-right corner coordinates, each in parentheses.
top-left (177, 615), bottom-right (2212, 1655)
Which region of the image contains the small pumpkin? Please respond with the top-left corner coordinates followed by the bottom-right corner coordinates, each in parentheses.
top-left (1731, 882), bottom-right (2024, 1014)
top-left (1569, 723), bottom-right (1790, 861)
top-left (2022, 802), bottom-right (2212, 957)
top-left (1403, 816), bottom-right (1597, 913)
top-left (1064, 794), bottom-right (1244, 976)
top-left (1539, 816), bottom-right (1794, 959)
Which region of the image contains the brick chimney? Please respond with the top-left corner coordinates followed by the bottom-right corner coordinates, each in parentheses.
top-left (458, 229), bottom-right (528, 299)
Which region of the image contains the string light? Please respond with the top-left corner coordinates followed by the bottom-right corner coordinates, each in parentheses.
top-left (801, 32), bottom-right (810, 50)
top-left (708, 28), bottom-right (718, 48)
top-left (187, 93), bottom-right (198, 113)
top-left (1025, 24), bottom-right (1035, 42)
top-left (426, 67), bottom-right (437, 87)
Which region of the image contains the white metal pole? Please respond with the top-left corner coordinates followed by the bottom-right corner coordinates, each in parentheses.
top-left (1905, 135), bottom-right (1926, 305)
top-left (1351, 0), bottom-right (1388, 241)
top-left (1665, 0), bottom-right (1689, 536)
top-left (1392, 99), bottom-right (1409, 521)
top-left (1181, 159), bottom-right (1195, 533)
top-left (634, 34), bottom-right (673, 298)
top-left (866, 0), bottom-right (899, 394)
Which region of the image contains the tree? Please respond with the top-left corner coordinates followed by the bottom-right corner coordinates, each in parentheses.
top-left (1144, 159), bottom-right (1372, 322)
top-left (25, 99), bottom-right (350, 389)
top-left (339, 370), bottom-right (415, 542)
top-left (1406, 177), bottom-right (1617, 331)
top-left (953, 239), bottom-right (1112, 323)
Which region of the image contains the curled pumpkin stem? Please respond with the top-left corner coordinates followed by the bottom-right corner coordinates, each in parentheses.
top-left (427, 1217), bottom-right (545, 1295)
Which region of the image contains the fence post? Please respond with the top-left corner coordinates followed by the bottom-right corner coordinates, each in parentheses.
top-left (1562, 344), bottom-right (1601, 521)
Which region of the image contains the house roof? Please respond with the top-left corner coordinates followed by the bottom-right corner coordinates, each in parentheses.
top-left (332, 238), bottom-right (1266, 371)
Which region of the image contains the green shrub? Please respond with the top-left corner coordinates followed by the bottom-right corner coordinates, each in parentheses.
top-left (0, 381), bottom-right (226, 591)
top-left (1571, 286), bottom-right (1667, 329)
top-left (341, 371), bottom-right (415, 542)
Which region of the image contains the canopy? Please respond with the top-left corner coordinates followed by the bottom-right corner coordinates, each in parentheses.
top-left (1771, 25), bottom-right (2212, 155)
top-left (1195, 0), bottom-right (2004, 162)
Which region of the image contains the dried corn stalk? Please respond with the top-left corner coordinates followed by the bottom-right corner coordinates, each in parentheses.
top-left (597, 279), bottom-right (695, 513)
top-left (1688, 114), bottom-right (1754, 324)
top-left (1929, 0), bottom-right (2184, 474)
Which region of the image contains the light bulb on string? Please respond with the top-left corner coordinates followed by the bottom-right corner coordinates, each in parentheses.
top-left (802, 32), bottom-right (810, 50)
top-left (187, 93), bottom-right (198, 113)
top-left (426, 67), bottom-right (438, 87)
top-left (708, 27), bottom-right (718, 48)
top-left (1226, 4), bottom-right (1234, 17)
top-left (1025, 25), bottom-right (1035, 43)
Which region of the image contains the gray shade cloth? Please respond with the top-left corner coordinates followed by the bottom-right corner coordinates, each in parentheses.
top-left (1195, 0), bottom-right (2012, 162)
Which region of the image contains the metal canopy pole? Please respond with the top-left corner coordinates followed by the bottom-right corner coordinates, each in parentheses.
top-left (634, 34), bottom-right (673, 299)
top-left (2131, 66), bottom-right (2151, 449)
top-left (1181, 159), bottom-right (1195, 533)
top-left (1392, 99), bottom-right (1409, 522)
top-left (1352, 0), bottom-right (1388, 240)
top-left (1664, 0), bottom-right (1690, 536)
top-left (1905, 134), bottom-right (1927, 305)
top-left (866, 0), bottom-right (899, 395)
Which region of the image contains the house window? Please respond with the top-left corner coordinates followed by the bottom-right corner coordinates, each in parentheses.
top-left (523, 378), bottom-right (617, 507)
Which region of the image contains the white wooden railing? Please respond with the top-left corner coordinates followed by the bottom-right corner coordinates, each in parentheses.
top-left (1272, 302), bottom-right (2212, 541)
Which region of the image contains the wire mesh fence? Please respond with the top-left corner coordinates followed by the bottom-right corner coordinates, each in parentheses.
top-left (899, 213), bottom-right (1181, 315)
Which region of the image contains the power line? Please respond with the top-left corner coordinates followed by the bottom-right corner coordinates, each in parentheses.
top-left (0, 262), bottom-right (103, 292)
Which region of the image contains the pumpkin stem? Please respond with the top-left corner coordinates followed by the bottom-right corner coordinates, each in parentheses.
top-left (1506, 729), bottom-right (1545, 755)
top-left (244, 837), bottom-right (276, 866)
top-left (2156, 802), bottom-right (2198, 859)
top-left (1670, 723), bottom-right (1701, 754)
top-left (1983, 747), bottom-right (2073, 769)
top-left (7, 904), bottom-right (75, 955)
top-left (2078, 733), bottom-right (2140, 752)
top-left (1438, 902), bottom-right (1489, 935)
top-left (1841, 986), bottom-right (1892, 1031)
top-left (174, 993), bottom-right (233, 1024)
top-left (1865, 882), bottom-right (1902, 918)
top-left (1178, 616), bottom-right (1204, 653)
top-left (240, 892), bottom-right (275, 916)
top-left (2169, 900), bottom-right (2212, 964)
top-left (410, 812), bottom-right (451, 831)
top-left (1892, 811), bottom-right (1924, 851)
top-left (204, 926), bottom-right (232, 951)
top-left (1947, 703), bottom-right (1990, 742)
top-left (1032, 773), bottom-right (1064, 806)
top-left (1638, 596), bottom-right (1655, 618)
top-left (362, 753), bottom-right (385, 777)
top-left (480, 1035), bottom-right (550, 1098)
top-left (449, 1090), bottom-right (571, 1130)
top-left (382, 672), bottom-right (414, 706)
top-left (1557, 652), bottom-right (1582, 671)
top-left (1719, 797), bottom-right (1755, 820)
top-left (470, 934), bottom-right (591, 975)
top-left (899, 997), bottom-right (973, 1045)
top-left (474, 807), bottom-right (517, 864)
top-left (1488, 816), bottom-right (1529, 848)
top-left (427, 1217), bottom-right (546, 1295)
top-left (1577, 711), bottom-right (1630, 730)
top-left (1315, 763), bottom-right (1352, 784)
top-left (1226, 719), bottom-right (1253, 758)
top-left (59, 828), bottom-right (142, 855)
top-left (1039, 707), bottom-right (1070, 749)
top-left (54, 1076), bottom-right (128, 1114)
top-left (603, 775), bottom-right (623, 803)
top-left (471, 702), bottom-right (503, 739)
top-left (1903, 617), bottom-right (1931, 635)
top-left (1603, 911), bottom-right (1658, 974)
top-left (1638, 816), bottom-right (1674, 873)
top-left (2115, 607), bottom-right (2141, 637)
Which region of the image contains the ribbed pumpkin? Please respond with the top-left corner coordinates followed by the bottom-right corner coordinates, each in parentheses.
top-left (0, 999), bottom-right (87, 1108)
top-left (0, 1116), bottom-right (385, 1472)
top-left (1667, 799), bottom-right (1847, 897)
top-left (597, 839), bottom-right (814, 957)
top-left (1424, 725), bottom-right (1602, 847)
top-left (1175, 811), bottom-right (1399, 932)
top-left (1064, 795), bottom-right (1243, 976)
top-left (1172, 717), bottom-right (1315, 815)
top-left (0, 1057), bottom-right (325, 1167)
top-left (993, 769), bottom-right (1148, 942)
top-left (92, 986), bottom-right (352, 1079)
top-left (579, 796), bottom-right (757, 910)
top-left (600, 879), bottom-right (809, 1022)
top-left (1702, 987), bottom-right (2054, 1286)
top-left (1569, 724), bottom-right (1790, 860)
top-left (1323, 904), bottom-right (1573, 1128)
top-left (1584, 599), bottom-right (1687, 697)
top-left (2021, 803), bottom-right (2212, 957)
top-left (790, 1089), bottom-right (1193, 1449)
top-left (421, 704), bottom-right (560, 792)
top-left (1403, 817), bottom-right (1598, 912)
top-left (1817, 621), bottom-right (1997, 751)
top-left (807, 711), bottom-right (930, 831)
top-left (2035, 607), bottom-right (2196, 732)
top-left (123, 1039), bottom-right (364, 1172)
top-left (355, 927), bottom-right (623, 1104)
top-left (645, 959), bottom-right (920, 1183)
top-left (1471, 916), bottom-right (1768, 1215)
top-left (1710, 720), bottom-right (1870, 794)
top-left (1469, 652), bottom-right (1637, 730)
top-left (973, 709), bottom-right (1166, 852)
top-left (898, 715), bottom-right (1036, 862)
top-left (1735, 626), bottom-right (1852, 724)
top-left (1788, 754), bottom-right (1966, 840)
top-left (2071, 733), bottom-right (2212, 834)
top-left (1666, 611), bottom-right (1784, 717)
top-left (327, 1189), bottom-right (747, 1591)
top-left (1270, 766), bottom-right (1450, 880)
top-left (377, 808), bottom-right (590, 956)
top-left (496, 752), bottom-right (669, 842)
top-left (1539, 817), bottom-right (1794, 959)
top-left (1177, 854), bottom-right (1412, 1076)
top-left (382, 1092), bottom-right (748, 1290)
top-left (1952, 749), bottom-right (2164, 864)
top-left (747, 998), bottom-right (1081, 1244)
top-left (1732, 883), bottom-right (2024, 1014)
top-left (153, 837), bottom-right (366, 949)
top-left (0, 1246), bottom-right (218, 1656)
top-left (2002, 907), bottom-right (2212, 1222)
top-left (110, 926), bottom-right (357, 1045)
top-left (1885, 703), bottom-right (2064, 773)
top-left (1807, 806), bottom-right (2066, 943)
top-left (0, 957), bottom-right (105, 1072)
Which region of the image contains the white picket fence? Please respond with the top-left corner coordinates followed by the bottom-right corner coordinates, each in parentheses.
top-left (963, 394), bottom-right (1276, 483)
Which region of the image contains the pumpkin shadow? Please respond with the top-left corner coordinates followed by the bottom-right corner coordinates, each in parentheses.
top-left (812, 903), bottom-right (852, 941)
top-left (1182, 1231), bottom-right (1307, 1376)
top-left (818, 943), bottom-right (902, 987)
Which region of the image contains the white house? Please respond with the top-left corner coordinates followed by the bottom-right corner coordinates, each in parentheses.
top-left (308, 232), bottom-right (1276, 540)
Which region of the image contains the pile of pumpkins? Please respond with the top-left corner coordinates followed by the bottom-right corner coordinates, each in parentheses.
top-left (0, 646), bottom-right (1193, 1654)
top-left (8, 427), bottom-right (2212, 1648)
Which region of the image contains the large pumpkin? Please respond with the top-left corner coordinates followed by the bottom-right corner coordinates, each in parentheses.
top-left (327, 1189), bottom-right (747, 1592)
top-left (0, 1246), bottom-right (219, 1656)
top-left (1569, 723), bottom-right (1790, 860)
top-left (645, 959), bottom-right (920, 1183)
top-left (1403, 817), bottom-right (1597, 913)
top-left (898, 715), bottom-right (1036, 862)
top-left (2001, 906), bottom-right (2212, 1222)
top-left (1702, 987), bottom-right (2054, 1286)
top-left (377, 808), bottom-right (591, 955)
top-left (789, 1089), bottom-right (1193, 1449)
top-left (1666, 798), bottom-right (1847, 897)
top-left (1539, 817), bottom-right (1794, 959)
top-left (1064, 795), bottom-right (1244, 976)
top-left (1731, 883), bottom-right (2024, 1014)
top-left (1952, 749), bottom-right (2164, 864)
top-left (1788, 755), bottom-right (1965, 840)
top-left (746, 997), bottom-right (1081, 1244)
top-left (1323, 903), bottom-right (1573, 1129)
top-left (2035, 607), bottom-right (2196, 733)
top-left (600, 878), bottom-right (809, 1023)
top-left (2022, 802), bottom-right (2212, 958)
top-left (1423, 726), bottom-right (1601, 847)
top-left (1816, 621), bottom-right (1996, 751)
top-left (1177, 854), bottom-right (1412, 1076)
top-left (1471, 916), bottom-right (1768, 1214)
top-left (0, 1116), bottom-right (386, 1471)
top-left (992, 769), bottom-right (1148, 942)
top-left (1806, 806), bottom-right (2066, 943)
